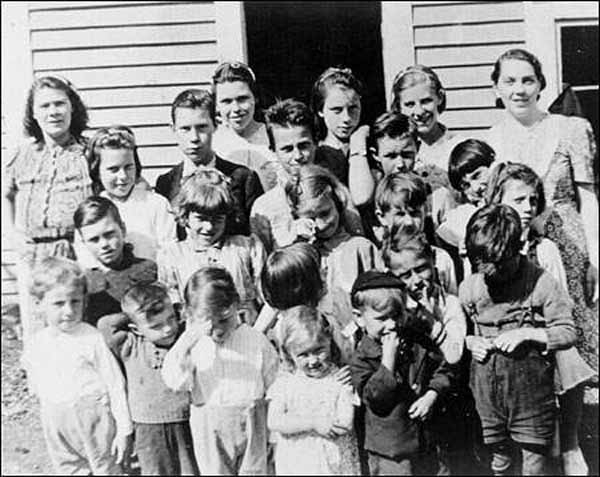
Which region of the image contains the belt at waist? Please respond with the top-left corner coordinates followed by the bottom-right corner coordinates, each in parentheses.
top-left (25, 227), bottom-right (74, 242)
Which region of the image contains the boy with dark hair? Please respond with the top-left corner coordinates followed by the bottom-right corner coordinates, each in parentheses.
top-left (460, 204), bottom-right (577, 475)
top-left (155, 88), bottom-right (263, 238)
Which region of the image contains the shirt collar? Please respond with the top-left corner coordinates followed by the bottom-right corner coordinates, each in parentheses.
top-left (182, 153), bottom-right (216, 178)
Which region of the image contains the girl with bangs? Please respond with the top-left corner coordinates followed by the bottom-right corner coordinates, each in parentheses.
top-left (157, 167), bottom-right (266, 325)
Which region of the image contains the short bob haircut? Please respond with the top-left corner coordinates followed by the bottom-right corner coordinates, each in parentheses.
top-left (73, 195), bottom-right (125, 231)
top-left (183, 267), bottom-right (240, 318)
top-left (390, 65), bottom-right (446, 114)
top-left (381, 222), bottom-right (434, 271)
top-left (86, 125), bottom-right (142, 195)
top-left (170, 88), bottom-right (216, 124)
top-left (448, 139), bottom-right (496, 192)
top-left (264, 98), bottom-right (316, 151)
top-left (465, 204), bottom-right (523, 270)
top-left (121, 282), bottom-right (170, 323)
top-left (375, 171), bottom-right (429, 215)
top-left (310, 66), bottom-right (363, 141)
top-left (172, 167), bottom-right (234, 229)
top-left (261, 242), bottom-right (323, 310)
top-left (30, 256), bottom-right (87, 302)
top-left (485, 162), bottom-right (546, 216)
top-left (24, 75), bottom-right (89, 142)
top-left (369, 111), bottom-right (419, 153)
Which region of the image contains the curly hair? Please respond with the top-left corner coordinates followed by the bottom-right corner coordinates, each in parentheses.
top-left (390, 65), bottom-right (446, 114)
top-left (30, 256), bottom-right (87, 301)
top-left (264, 98), bottom-right (316, 151)
top-left (24, 75), bottom-right (89, 142)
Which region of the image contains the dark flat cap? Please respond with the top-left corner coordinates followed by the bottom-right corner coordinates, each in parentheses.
top-left (351, 270), bottom-right (404, 296)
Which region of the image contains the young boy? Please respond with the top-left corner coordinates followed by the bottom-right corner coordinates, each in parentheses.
top-left (97, 283), bottom-right (199, 475)
top-left (23, 257), bottom-right (132, 475)
top-left (460, 204), bottom-right (577, 475)
top-left (250, 98), bottom-right (362, 253)
top-left (350, 270), bottom-right (455, 476)
top-left (155, 88), bottom-right (263, 238)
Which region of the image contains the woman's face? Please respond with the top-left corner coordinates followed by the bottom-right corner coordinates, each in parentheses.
top-left (494, 59), bottom-right (542, 120)
top-left (99, 148), bottom-right (137, 200)
top-left (500, 179), bottom-right (539, 234)
top-left (319, 85), bottom-right (361, 142)
top-left (216, 80), bottom-right (256, 135)
top-left (398, 81), bottom-right (442, 137)
top-left (33, 87), bottom-right (73, 142)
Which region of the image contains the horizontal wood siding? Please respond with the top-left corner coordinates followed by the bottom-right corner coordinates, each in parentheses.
top-left (2, 1), bottom-right (218, 303)
top-left (412, 1), bottom-right (526, 132)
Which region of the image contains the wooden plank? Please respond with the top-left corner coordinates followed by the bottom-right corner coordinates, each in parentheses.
top-left (30, 3), bottom-right (214, 29)
top-left (28, 2), bottom-right (171, 11)
top-left (413, 2), bottom-right (524, 26)
top-left (88, 105), bottom-right (171, 128)
top-left (138, 145), bottom-right (181, 167)
top-left (33, 42), bottom-right (216, 70)
top-left (414, 21), bottom-right (524, 46)
top-left (416, 42), bottom-right (524, 67)
top-left (435, 64), bottom-right (495, 89)
top-left (37, 63), bottom-right (217, 90)
top-left (130, 125), bottom-right (177, 146)
top-left (445, 87), bottom-right (497, 109)
top-left (440, 107), bottom-right (504, 129)
top-left (1, 281), bottom-right (19, 297)
top-left (79, 84), bottom-right (209, 109)
top-left (31, 22), bottom-right (216, 50)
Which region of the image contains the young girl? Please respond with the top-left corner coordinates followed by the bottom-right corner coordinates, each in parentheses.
top-left (158, 167), bottom-right (266, 324)
top-left (487, 162), bottom-right (597, 475)
top-left (86, 125), bottom-right (176, 262)
top-left (267, 305), bottom-right (360, 475)
top-left (311, 66), bottom-right (375, 207)
top-left (284, 164), bottom-right (381, 296)
top-left (211, 61), bottom-right (279, 191)
top-left (23, 257), bottom-right (132, 475)
top-left (3, 75), bottom-right (93, 351)
top-left (162, 267), bottom-right (279, 475)
top-left (74, 196), bottom-right (157, 325)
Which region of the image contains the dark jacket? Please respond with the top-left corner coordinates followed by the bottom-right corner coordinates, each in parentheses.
top-left (351, 334), bottom-right (455, 460)
top-left (155, 155), bottom-right (264, 239)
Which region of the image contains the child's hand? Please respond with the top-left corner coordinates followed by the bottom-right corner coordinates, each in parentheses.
top-left (294, 218), bottom-right (317, 243)
top-left (408, 389), bottom-right (438, 421)
top-left (381, 330), bottom-right (399, 372)
top-left (465, 336), bottom-right (495, 362)
top-left (111, 432), bottom-right (133, 465)
top-left (180, 320), bottom-right (212, 349)
top-left (313, 416), bottom-right (348, 438)
top-left (333, 365), bottom-right (352, 386)
top-left (349, 125), bottom-right (370, 154)
top-left (494, 329), bottom-right (529, 354)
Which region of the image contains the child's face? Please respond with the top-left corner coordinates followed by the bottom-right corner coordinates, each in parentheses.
top-left (296, 194), bottom-right (340, 241)
top-left (374, 135), bottom-right (418, 176)
top-left (134, 299), bottom-right (179, 347)
top-left (376, 203), bottom-right (425, 233)
top-left (78, 215), bottom-right (125, 268)
top-left (461, 165), bottom-right (490, 205)
top-left (387, 249), bottom-right (434, 300)
top-left (271, 125), bottom-right (316, 169)
top-left (190, 304), bottom-right (239, 344)
top-left (40, 284), bottom-right (84, 333)
top-left (289, 334), bottom-right (332, 378)
top-left (398, 81), bottom-right (442, 137)
top-left (99, 148), bottom-right (136, 200)
top-left (33, 87), bottom-right (72, 142)
top-left (494, 59), bottom-right (542, 120)
top-left (319, 85), bottom-right (361, 142)
top-left (186, 212), bottom-right (227, 247)
top-left (500, 179), bottom-right (539, 234)
top-left (216, 80), bottom-right (256, 135)
top-left (172, 107), bottom-right (215, 166)
top-left (354, 305), bottom-right (397, 343)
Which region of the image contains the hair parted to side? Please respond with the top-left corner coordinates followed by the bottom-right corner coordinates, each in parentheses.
top-left (183, 267), bottom-right (240, 318)
top-left (261, 242), bottom-right (323, 310)
top-left (121, 282), bottom-right (170, 322)
top-left (485, 162), bottom-right (546, 216)
top-left (278, 304), bottom-right (341, 371)
top-left (390, 65), bottom-right (446, 114)
top-left (30, 256), bottom-right (87, 301)
top-left (172, 167), bottom-right (234, 228)
top-left (311, 66), bottom-right (363, 141)
top-left (264, 98), bottom-right (316, 151)
top-left (24, 75), bottom-right (89, 142)
top-left (381, 222), bottom-right (434, 270)
top-left (212, 61), bottom-right (259, 98)
top-left (86, 125), bottom-right (142, 194)
top-left (491, 48), bottom-right (546, 90)
top-left (370, 111), bottom-right (419, 152)
top-left (73, 195), bottom-right (125, 231)
top-left (465, 204), bottom-right (523, 271)
top-left (448, 139), bottom-right (496, 192)
top-left (351, 284), bottom-right (405, 322)
top-left (375, 171), bottom-right (429, 215)
top-left (171, 88), bottom-right (216, 124)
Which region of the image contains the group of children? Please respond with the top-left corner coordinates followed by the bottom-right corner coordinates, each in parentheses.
top-left (6, 51), bottom-right (597, 476)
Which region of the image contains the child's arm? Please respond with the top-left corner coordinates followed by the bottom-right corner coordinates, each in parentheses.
top-left (154, 194), bottom-right (178, 248)
top-left (250, 202), bottom-right (274, 255)
top-left (97, 313), bottom-right (133, 357)
top-left (332, 384), bottom-right (355, 433)
top-left (348, 125), bottom-right (375, 206)
top-left (156, 246), bottom-right (182, 306)
top-left (437, 295), bottom-right (466, 365)
top-left (249, 233), bottom-right (267, 309)
top-left (261, 335), bottom-right (280, 391)
top-left (253, 303), bottom-right (278, 334)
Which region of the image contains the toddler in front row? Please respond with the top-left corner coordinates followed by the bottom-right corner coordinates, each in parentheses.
top-left (23, 257), bottom-right (132, 475)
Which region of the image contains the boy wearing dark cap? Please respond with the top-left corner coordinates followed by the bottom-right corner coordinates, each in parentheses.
top-left (350, 270), bottom-right (456, 476)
